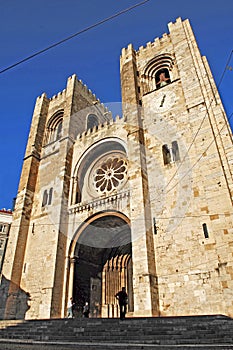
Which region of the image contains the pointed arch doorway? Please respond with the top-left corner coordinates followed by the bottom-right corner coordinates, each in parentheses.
top-left (72, 213), bottom-right (133, 318)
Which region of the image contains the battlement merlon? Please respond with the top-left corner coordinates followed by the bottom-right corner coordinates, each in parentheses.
top-left (36, 75), bottom-right (113, 123)
top-left (47, 74), bottom-right (100, 105)
top-left (168, 17), bottom-right (191, 36)
top-left (120, 43), bottom-right (137, 69)
top-left (77, 113), bottom-right (125, 141)
top-left (121, 17), bottom-right (190, 63)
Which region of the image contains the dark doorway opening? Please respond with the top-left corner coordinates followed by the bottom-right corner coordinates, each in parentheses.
top-left (73, 215), bottom-right (132, 318)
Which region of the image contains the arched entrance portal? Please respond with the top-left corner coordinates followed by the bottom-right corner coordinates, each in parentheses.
top-left (73, 214), bottom-right (132, 318)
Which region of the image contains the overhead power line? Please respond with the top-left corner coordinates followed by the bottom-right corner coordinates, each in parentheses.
top-left (0, 0), bottom-right (150, 75)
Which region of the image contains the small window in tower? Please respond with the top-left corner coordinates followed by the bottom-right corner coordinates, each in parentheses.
top-left (42, 190), bottom-right (48, 207)
top-left (162, 144), bottom-right (171, 165)
top-left (202, 223), bottom-right (209, 239)
top-left (42, 188), bottom-right (53, 207)
top-left (48, 188), bottom-right (53, 205)
top-left (56, 121), bottom-right (63, 141)
top-left (49, 120), bottom-right (63, 143)
top-left (172, 141), bottom-right (180, 162)
top-left (87, 114), bottom-right (98, 131)
top-left (153, 218), bottom-right (157, 235)
top-left (155, 69), bottom-right (171, 89)
top-left (45, 110), bottom-right (63, 145)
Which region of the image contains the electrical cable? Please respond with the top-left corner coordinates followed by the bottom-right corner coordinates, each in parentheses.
top-left (0, 0), bottom-right (151, 75)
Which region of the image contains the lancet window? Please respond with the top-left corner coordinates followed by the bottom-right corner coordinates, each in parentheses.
top-left (44, 110), bottom-right (64, 145)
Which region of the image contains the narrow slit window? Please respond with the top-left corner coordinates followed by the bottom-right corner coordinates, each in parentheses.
top-left (202, 223), bottom-right (209, 238)
top-left (153, 218), bottom-right (157, 235)
top-left (42, 190), bottom-right (48, 207)
top-left (48, 188), bottom-right (53, 205)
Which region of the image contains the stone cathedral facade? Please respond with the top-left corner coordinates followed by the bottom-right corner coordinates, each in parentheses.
top-left (1, 18), bottom-right (233, 320)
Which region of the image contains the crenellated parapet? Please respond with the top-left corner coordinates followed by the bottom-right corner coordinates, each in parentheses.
top-left (121, 17), bottom-right (192, 103)
top-left (35, 74), bottom-right (116, 143)
top-left (121, 17), bottom-right (185, 65)
top-left (76, 114), bottom-right (126, 141)
top-left (37, 74), bottom-right (101, 107)
top-left (121, 25), bottom-right (175, 64)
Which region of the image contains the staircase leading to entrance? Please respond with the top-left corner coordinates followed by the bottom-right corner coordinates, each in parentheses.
top-left (0, 315), bottom-right (233, 349)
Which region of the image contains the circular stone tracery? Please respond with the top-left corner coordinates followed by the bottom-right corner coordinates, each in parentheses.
top-left (93, 156), bottom-right (127, 194)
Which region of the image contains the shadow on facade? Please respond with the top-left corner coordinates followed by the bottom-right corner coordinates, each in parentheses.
top-left (0, 275), bottom-right (31, 320)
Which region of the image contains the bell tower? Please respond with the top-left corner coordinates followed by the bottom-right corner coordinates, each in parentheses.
top-left (1, 75), bottom-right (111, 319)
top-left (120, 18), bottom-right (233, 316)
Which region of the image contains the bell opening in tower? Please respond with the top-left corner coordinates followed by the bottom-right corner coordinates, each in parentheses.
top-left (155, 68), bottom-right (171, 88)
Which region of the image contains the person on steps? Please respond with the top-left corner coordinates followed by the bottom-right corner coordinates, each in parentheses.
top-left (115, 287), bottom-right (128, 320)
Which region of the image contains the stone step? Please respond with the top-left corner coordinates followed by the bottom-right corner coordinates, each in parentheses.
top-left (1, 341), bottom-right (233, 350)
top-left (0, 315), bottom-right (233, 347)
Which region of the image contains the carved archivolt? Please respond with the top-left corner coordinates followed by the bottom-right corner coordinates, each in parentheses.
top-left (141, 53), bottom-right (175, 95)
top-left (44, 109), bottom-right (64, 145)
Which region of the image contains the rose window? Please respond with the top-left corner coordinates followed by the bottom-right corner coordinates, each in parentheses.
top-left (93, 157), bottom-right (127, 194)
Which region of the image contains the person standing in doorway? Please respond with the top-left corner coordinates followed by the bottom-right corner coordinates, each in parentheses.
top-left (83, 302), bottom-right (90, 318)
top-left (115, 287), bottom-right (128, 320)
top-left (67, 297), bottom-right (75, 318)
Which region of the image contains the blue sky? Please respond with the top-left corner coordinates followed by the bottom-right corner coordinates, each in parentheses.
top-left (0, 0), bottom-right (233, 209)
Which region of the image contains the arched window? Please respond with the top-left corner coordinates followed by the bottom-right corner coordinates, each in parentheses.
top-left (42, 187), bottom-right (53, 207)
top-left (155, 68), bottom-right (171, 88)
top-left (172, 141), bottom-right (180, 162)
top-left (87, 114), bottom-right (98, 131)
top-left (162, 144), bottom-right (171, 165)
top-left (162, 141), bottom-right (180, 165)
top-left (142, 54), bottom-right (174, 94)
top-left (48, 188), bottom-right (53, 205)
top-left (56, 120), bottom-right (62, 140)
top-left (45, 110), bottom-right (64, 145)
